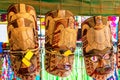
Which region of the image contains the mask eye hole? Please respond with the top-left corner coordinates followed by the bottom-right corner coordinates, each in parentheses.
top-left (103, 53), bottom-right (110, 60)
top-left (90, 56), bottom-right (98, 62)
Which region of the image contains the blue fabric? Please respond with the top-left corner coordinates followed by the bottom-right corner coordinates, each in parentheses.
top-left (0, 42), bottom-right (3, 53)
top-left (36, 75), bottom-right (40, 80)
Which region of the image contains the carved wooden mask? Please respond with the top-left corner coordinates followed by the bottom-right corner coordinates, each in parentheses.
top-left (82, 16), bottom-right (114, 80)
top-left (117, 17), bottom-right (120, 69)
top-left (45, 10), bottom-right (78, 77)
top-left (7, 3), bottom-right (40, 79)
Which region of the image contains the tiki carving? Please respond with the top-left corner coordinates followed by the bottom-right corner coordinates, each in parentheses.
top-left (45, 10), bottom-right (78, 77)
top-left (7, 3), bottom-right (40, 80)
top-left (82, 16), bottom-right (114, 80)
top-left (117, 17), bottom-right (120, 68)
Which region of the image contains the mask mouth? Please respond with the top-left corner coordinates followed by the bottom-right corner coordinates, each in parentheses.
top-left (56, 63), bottom-right (71, 71)
top-left (95, 66), bottom-right (112, 75)
top-left (64, 63), bottom-right (71, 70)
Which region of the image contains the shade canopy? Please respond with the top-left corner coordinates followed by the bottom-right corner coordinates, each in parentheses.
top-left (0, 0), bottom-right (120, 16)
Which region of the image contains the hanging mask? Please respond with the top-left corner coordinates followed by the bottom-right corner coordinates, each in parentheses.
top-left (7, 3), bottom-right (40, 79)
top-left (117, 17), bottom-right (120, 68)
top-left (82, 16), bottom-right (114, 80)
top-left (45, 10), bottom-right (78, 77)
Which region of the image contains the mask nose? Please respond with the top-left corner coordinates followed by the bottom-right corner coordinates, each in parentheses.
top-left (63, 57), bottom-right (71, 70)
top-left (64, 63), bottom-right (71, 70)
top-left (98, 59), bottom-right (107, 67)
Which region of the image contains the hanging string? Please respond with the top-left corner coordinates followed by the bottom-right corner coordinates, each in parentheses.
top-left (79, 0), bottom-right (81, 15)
top-left (100, 0), bottom-right (102, 15)
top-left (15, 0), bottom-right (20, 4)
top-left (16, 0), bottom-right (18, 4)
top-left (113, 0), bottom-right (116, 15)
top-left (59, 0), bottom-right (62, 10)
top-left (81, 0), bottom-right (83, 15)
top-left (90, 0), bottom-right (92, 15)
top-left (18, 0), bottom-right (19, 3)
top-left (39, 0), bottom-right (41, 16)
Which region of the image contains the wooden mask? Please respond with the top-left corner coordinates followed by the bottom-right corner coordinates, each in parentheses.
top-left (7, 3), bottom-right (40, 79)
top-left (82, 16), bottom-right (114, 80)
top-left (45, 10), bottom-right (78, 77)
top-left (117, 17), bottom-right (120, 68)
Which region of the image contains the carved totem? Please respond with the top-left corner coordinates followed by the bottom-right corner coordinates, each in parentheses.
top-left (82, 16), bottom-right (114, 80)
top-left (7, 3), bottom-right (40, 80)
top-left (45, 10), bottom-right (78, 77)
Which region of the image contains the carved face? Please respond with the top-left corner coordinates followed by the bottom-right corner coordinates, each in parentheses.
top-left (45, 51), bottom-right (74, 77)
top-left (45, 10), bottom-right (77, 77)
top-left (55, 54), bottom-right (74, 71)
top-left (7, 3), bottom-right (40, 79)
top-left (82, 16), bottom-right (114, 80)
top-left (84, 47), bottom-right (114, 79)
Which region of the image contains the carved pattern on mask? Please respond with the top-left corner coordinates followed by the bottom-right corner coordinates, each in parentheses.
top-left (84, 48), bottom-right (114, 80)
top-left (7, 3), bottom-right (40, 80)
top-left (117, 19), bottom-right (120, 68)
top-left (45, 10), bottom-right (78, 77)
top-left (82, 16), bottom-right (114, 80)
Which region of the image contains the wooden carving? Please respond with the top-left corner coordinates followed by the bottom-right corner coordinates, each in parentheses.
top-left (82, 16), bottom-right (114, 80)
top-left (117, 17), bottom-right (120, 68)
top-left (7, 3), bottom-right (40, 80)
top-left (45, 10), bottom-right (78, 77)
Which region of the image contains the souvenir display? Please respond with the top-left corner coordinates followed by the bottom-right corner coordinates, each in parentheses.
top-left (82, 16), bottom-right (115, 80)
top-left (45, 10), bottom-right (78, 77)
top-left (0, 1), bottom-right (119, 80)
top-left (7, 3), bottom-right (40, 80)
